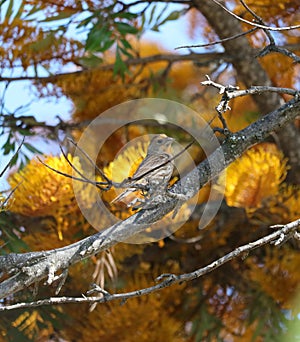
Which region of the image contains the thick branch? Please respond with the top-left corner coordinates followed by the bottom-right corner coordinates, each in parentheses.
top-left (1, 218), bottom-right (299, 311)
top-left (0, 93), bottom-right (299, 299)
top-left (194, 0), bottom-right (300, 183)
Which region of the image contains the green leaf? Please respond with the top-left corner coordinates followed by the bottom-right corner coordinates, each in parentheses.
top-left (152, 9), bottom-right (183, 32)
top-left (120, 38), bottom-right (133, 50)
top-left (76, 14), bottom-right (94, 28)
top-left (39, 10), bottom-right (75, 22)
top-left (140, 12), bottom-right (146, 31)
top-left (78, 55), bottom-right (103, 68)
top-left (115, 22), bottom-right (139, 35)
top-left (1, 226), bottom-right (29, 253)
top-left (99, 38), bottom-right (115, 52)
top-left (23, 142), bottom-right (42, 155)
top-left (148, 4), bottom-right (157, 26)
top-left (113, 47), bottom-right (128, 78)
top-left (23, 4), bottom-right (41, 19)
top-left (5, 0), bottom-right (14, 21)
top-left (9, 151), bottom-right (18, 166)
top-left (17, 129), bottom-right (34, 136)
top-left (85, 23), bottom-right (114, 52)
top-left (159, 10), bottom-right (182, 25)
top-left (14, 0), bottom-right (25, 19)
top-left (112, 12), bottom-right (137, 20)
top-left (2, 134), bottom-right (13, 155)
top-left (119, 45), bottom-right (133, 58)
top-left (29, 32), bottom-right (55, 52)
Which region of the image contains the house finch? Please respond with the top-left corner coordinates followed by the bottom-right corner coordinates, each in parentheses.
top-left (112, 134), bottom-right (175, 207)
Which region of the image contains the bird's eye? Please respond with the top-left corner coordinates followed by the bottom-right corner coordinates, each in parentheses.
top-left (157, 138), bottom-right (163, 144)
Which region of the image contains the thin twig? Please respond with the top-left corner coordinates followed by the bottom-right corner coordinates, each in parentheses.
top-left (210, 0), bottom-right (300, 31)
top-left (59, 145), bottom-right (110, 191)
top-left (37, 157), bottom-right (104, 187)
top-left (239, 0), bottom-right (275, 45)
top-left (0, 183), bottom-right (22, 209)
top-left (0, 137), bottom-right (25, 178)
top-left (175, 27), bottom-right (257, 50)
top-left (67, 138), bottom-right (111, 184)
top-left (201, 75), bottom-right (298, 99)
top-left (1, 219), bottom-right (299, 311)
top-left (0, 52), bottom-right (226, 83)
top-left (239, 0), bottom-right (300, 63)
top-left (257, 45), bottom-right (300, 63)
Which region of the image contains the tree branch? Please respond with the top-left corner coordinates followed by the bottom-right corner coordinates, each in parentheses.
top-left (209, 0), bottom-right (300, 31)
top-left (1, 218), bottom-right (299, 311)
top-left (195, 0), bottom-right (300, 183)
top-left (175, 27), bottom-right (258, 50)
top-left (0, 84), bottom-right (299, 299)
top-left (0, 52), bottom-right (228, 82)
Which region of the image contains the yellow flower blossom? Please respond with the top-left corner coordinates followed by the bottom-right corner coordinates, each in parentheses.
top-left (8, 154), bottom-right (95, 240)
top-left (225, 143), bottom-right (288, 208)
top-left (102, 138), bottom-right (149, 205)
top-left (248, 247), bottom-right (300, 307)
top-left (251, 184), bottom-right (300, 225)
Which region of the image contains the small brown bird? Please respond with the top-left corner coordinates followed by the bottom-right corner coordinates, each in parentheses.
top-left (112, 134), bottom-right (174, 207)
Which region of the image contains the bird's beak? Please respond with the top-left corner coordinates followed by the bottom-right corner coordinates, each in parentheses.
top-left (165, 137), bottom-right (174, 152)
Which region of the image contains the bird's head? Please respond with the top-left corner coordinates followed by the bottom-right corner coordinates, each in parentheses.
top-left (147, 134), bottom-right (174, 155)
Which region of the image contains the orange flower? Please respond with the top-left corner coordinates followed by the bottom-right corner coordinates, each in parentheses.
top-left (8, 154), bottom-right (95, 240)
top-left (224, 143), bottom-right (288, 208)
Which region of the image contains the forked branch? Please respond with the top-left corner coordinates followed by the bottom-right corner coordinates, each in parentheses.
top-left (1, 80), bottom-right (299, 302)
top-left (1, 219), bottom-right (299, 311)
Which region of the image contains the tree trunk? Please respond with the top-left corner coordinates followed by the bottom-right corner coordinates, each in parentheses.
top-left (194, 0), bottom-right (300, 183)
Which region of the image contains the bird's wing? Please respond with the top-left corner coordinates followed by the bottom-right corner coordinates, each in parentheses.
top-left (130, 153), bottom-right (171, 181)
top-left (111, 153), bottom-right (172, 204)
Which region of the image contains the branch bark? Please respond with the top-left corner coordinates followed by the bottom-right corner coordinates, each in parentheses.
top-left (194, 0), bottom-right (300, 183)
top-left (0, 52), bottom-right (227, 82)
top-left (1, 218), bottom-right (299, 311)
top-left (1, 91), bottom-right (299, 300)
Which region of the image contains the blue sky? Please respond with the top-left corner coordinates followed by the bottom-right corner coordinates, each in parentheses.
top-left (0, 2), bottom-right (204, 190)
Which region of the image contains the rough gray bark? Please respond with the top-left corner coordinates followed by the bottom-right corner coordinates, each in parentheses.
top-left (194, 0), bottom-right (300, 183)
top-left (1, 95), bottom-right (299, 299)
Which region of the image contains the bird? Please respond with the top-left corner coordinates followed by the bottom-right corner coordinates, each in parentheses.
top-left (111, 134), bottom-right (175, 207)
